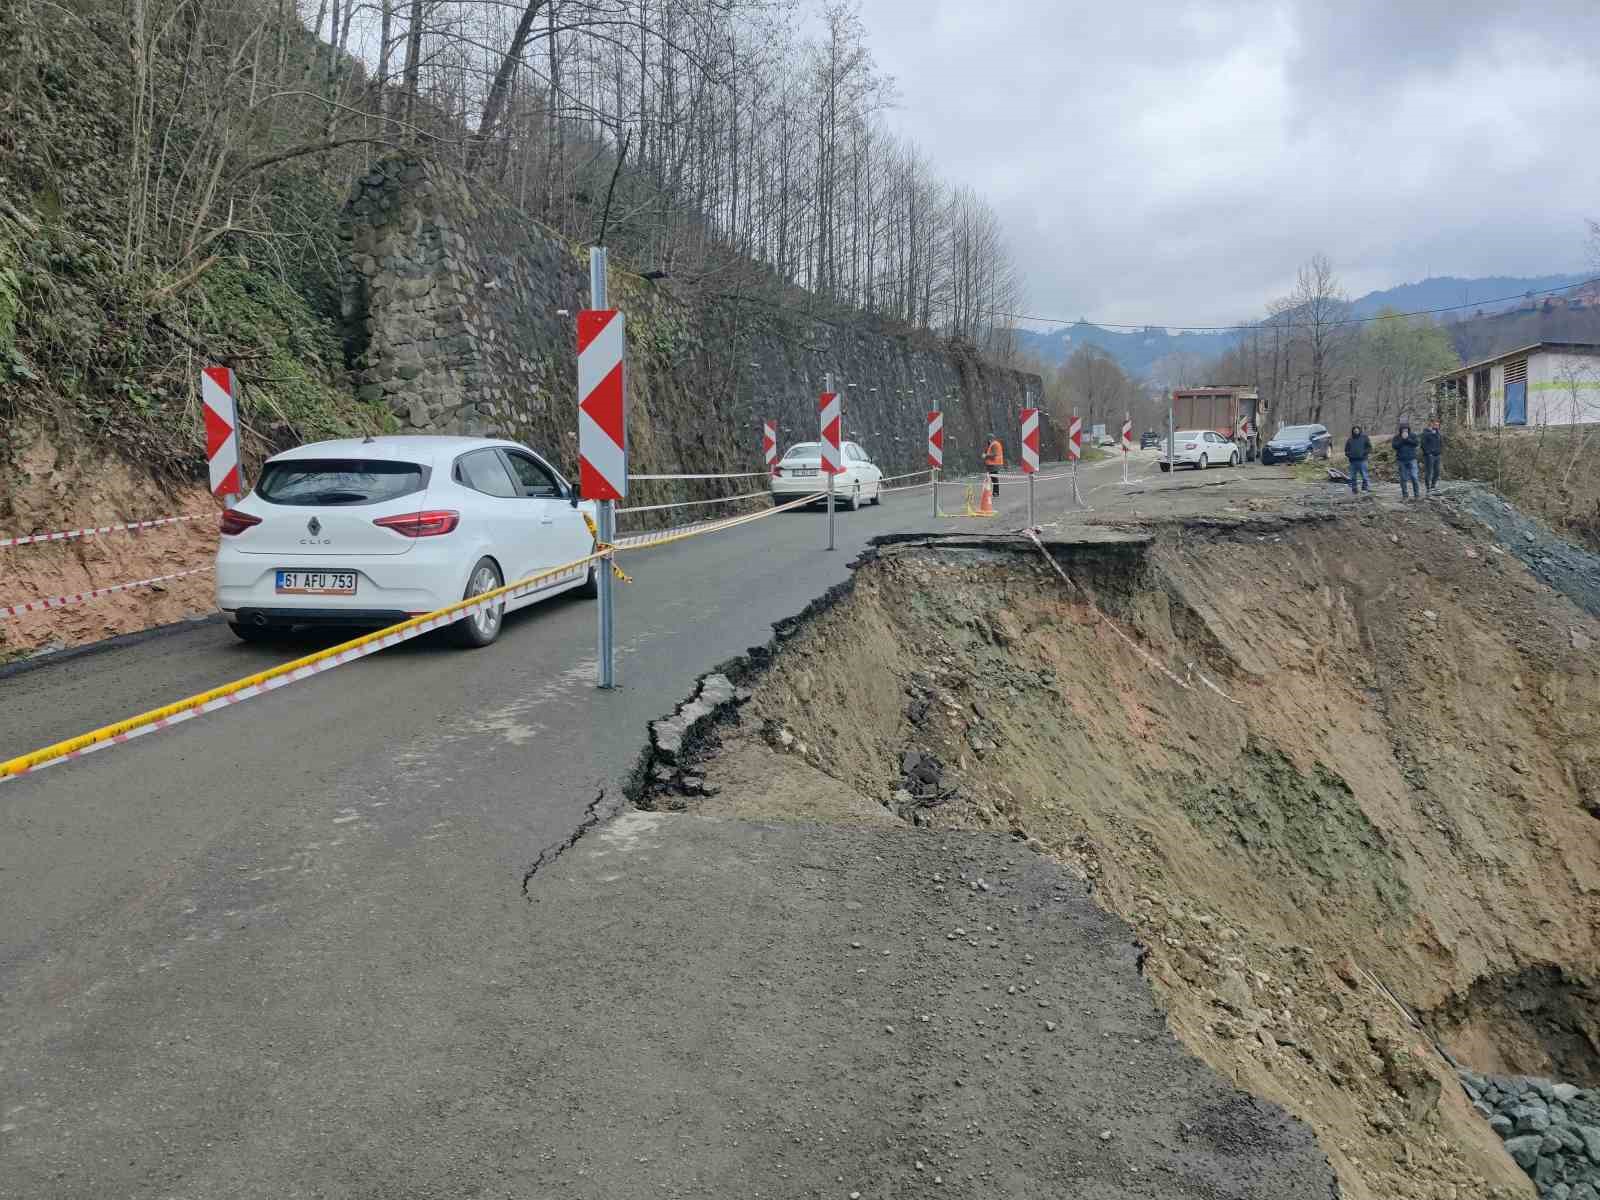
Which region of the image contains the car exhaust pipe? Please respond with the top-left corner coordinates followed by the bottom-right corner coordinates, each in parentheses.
top-left (253, 613), bottom-right (269, 627)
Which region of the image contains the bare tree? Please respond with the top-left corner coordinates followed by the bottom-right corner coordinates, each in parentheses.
top-left (1281, 254), bottom-right (1349, 424)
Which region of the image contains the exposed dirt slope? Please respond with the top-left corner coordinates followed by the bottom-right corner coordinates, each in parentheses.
top-left (658, 508), bottom-right (1600, 1200)
top-left (1, 429), bottom-right (214, 661)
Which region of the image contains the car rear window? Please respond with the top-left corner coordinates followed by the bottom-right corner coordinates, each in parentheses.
top-left (257, 459), bottom-right (427, 506)
top-left (783, 443), bottom-right (820, 459)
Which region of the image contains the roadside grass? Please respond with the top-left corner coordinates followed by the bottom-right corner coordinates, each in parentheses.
top-left (1444, 426), bottom-right (1600, 552)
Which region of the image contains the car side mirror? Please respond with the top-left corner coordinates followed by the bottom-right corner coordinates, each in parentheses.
top-left (568, 483), bottom-right (580, 508)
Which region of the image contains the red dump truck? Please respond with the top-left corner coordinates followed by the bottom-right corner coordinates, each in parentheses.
top-left (1168, 387), bottom-right (1266, 461)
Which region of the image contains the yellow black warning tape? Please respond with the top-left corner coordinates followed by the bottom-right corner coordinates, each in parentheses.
top-left (2, 489), bottom-right (826, 782)
top-left (580, 511), bottom-right (633, 582)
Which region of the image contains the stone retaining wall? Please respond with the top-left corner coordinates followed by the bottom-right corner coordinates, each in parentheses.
top-left (337, 156), bottom-right (1049, 513)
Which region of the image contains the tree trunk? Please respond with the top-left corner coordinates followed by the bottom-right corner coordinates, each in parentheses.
top-left (468, 1), bottom-right (544, 167)
top-left (398, 0), bottom-right (424, 131)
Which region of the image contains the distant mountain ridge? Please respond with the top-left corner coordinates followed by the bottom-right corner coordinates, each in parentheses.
top-left (1013, 272), bottom-right (1594, 376)
top-left (1350, 273), bottom-right (1590, 317)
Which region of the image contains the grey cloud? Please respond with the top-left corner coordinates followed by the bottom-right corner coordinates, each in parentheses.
top-left (867, 0), bottom-right (1599, 329)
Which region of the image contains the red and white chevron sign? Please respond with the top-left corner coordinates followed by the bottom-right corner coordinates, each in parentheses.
top-left (927, 411), bottom-right (944, 468)
top-left (201, 366), bottom-right (241, 500)
top-left (1068, 413), bottom-right (1082, 461)
top-left (763, 420), bottom-right (777, 472)
top-left (819, 391), bottom-right (843, 474)
top-left (578, 309), bottom-right (627, 501)
top-left (1020, 408), bottom-right (1040, 474)
top-left (1121, 416), bottom-right (1134, 453)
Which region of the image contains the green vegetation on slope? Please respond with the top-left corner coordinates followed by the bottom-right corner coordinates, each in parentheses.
top-left (0, 1), bottom-right (384, 479)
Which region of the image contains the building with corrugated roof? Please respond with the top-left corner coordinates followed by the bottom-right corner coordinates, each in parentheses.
top-left (1427, 341), bottom-right (1600, 427)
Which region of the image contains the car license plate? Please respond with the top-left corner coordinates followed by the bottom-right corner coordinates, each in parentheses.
top-left (275, 570), bottom-right (357, 596)
top-left (792, 467), bottom-right (817, 477)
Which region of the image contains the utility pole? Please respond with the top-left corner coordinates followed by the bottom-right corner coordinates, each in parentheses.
top-left (1166, 389), bottom-right (1175, 474)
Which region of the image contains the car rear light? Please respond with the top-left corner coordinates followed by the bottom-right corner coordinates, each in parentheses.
top-left (771, 465), bottom-right (783, 477)
top-left (1184, 442), bottom-right (1197, 449)
top-left (373, 509), bottom-right (460, 538)
top-left (219, 509), bottom-right (262, 536)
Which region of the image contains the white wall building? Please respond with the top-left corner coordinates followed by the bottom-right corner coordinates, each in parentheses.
top-left (1428, 341), bottom-right (1600, 428)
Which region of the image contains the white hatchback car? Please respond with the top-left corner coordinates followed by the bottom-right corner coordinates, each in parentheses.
top-left (769, 440), bottom-right (884, 509)
top-left (215, 436), bottom-right (597, 647)
top-left (1157, 429), bottom-right (1242, 471)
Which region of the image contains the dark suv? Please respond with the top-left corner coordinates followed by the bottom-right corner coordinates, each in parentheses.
top-left (1139, 431), bottom-right (1160, 449)
top-left (1260, 423), bottom-right (1332, 464)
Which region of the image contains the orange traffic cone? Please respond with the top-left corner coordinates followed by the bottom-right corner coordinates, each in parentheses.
top-left (977, 483), bottom-right (995, 515)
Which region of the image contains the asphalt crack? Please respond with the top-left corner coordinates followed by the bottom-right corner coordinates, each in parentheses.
top-left (521, 787), bottom-right (614, 898)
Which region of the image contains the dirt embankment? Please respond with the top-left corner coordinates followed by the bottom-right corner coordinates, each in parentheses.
top-left (1, 430), bottom-right (215, 662)
top-left (652, 506), bottom-right (1600, 1200)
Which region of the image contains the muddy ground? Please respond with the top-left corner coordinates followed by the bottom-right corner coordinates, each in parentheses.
top-left (1, 431), bottom-right (216, 661)
top-left (647, 486), bottom-right (1600, 1200)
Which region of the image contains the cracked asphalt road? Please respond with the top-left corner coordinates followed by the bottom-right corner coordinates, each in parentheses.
top-left (0, 455), bottom-right (1338, 1198)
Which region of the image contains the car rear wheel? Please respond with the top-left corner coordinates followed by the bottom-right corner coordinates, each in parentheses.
top-left (451, 557), bottom-right (504, 648)
top-left (576, 561), bottom-right (599, 599)
top-left (1159, 462), bottom-right (1171, 473)
top-left (1198, 454), bottom-right (1209, 470)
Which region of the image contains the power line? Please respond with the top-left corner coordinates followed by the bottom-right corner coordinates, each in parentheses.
top-left (933, 276), bottom-right (1600, 334)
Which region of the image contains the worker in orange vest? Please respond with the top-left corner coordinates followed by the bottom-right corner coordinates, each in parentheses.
top-left (984, 433), bottom-right (1005, 498)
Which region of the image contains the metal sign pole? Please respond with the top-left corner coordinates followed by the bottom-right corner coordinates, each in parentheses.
top-left (1166, 390), bottom-right (1175, 478)
top-left (591, 246), bottom-right (616, 689)
top-left (1028, 473), bottom-right (1035, 527)
top-left (824, 371), bottom-right (835, 552)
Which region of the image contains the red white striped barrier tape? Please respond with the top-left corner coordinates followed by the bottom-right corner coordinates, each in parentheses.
top-left (879, 478), bottom-right (934, 495)
top-left (627, 470), bottom-right (772, 481)
top-left (618, 489), bottom-right (772, 515)
top-left (614, 491), bottom-right (823, 548)
top-left (0, 514), bottom-right (208, 549)
top-left (1, 566), bottom-right (214, 620)
top-left (878, 468), bottom-right (933, 484)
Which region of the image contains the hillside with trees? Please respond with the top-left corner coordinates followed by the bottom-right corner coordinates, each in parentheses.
top-left (0, 0), bottom-right (1024, 479)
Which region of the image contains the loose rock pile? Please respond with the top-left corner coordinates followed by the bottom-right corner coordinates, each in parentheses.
top-left (1459, 1070), bottom-right (1600, 1199)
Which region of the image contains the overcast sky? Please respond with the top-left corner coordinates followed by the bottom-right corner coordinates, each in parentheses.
top-left (865, 0), bottom-right (1599, 330)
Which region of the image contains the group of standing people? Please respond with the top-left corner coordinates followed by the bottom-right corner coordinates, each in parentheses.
top-left (1342, 419), bottom-right (1445, 499)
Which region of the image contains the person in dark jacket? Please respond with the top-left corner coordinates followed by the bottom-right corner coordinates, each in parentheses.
top-left (1421, 419), bottom-right (1444, 495)
top-left (1343, 425), bottom-right (1372, 494)
top-left (1392, 421), bottom-right (1420, 499)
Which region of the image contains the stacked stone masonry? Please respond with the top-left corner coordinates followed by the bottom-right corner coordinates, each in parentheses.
top-left (338, 156), bottom-right (1049, 519)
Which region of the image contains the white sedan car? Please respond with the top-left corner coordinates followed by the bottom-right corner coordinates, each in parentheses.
top-left (215, 436), bottom-right (597, 647)
top-left (1157, 429), bottom-right (1242, 472)
top-left (769, 440), bottom-right (884, 509)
